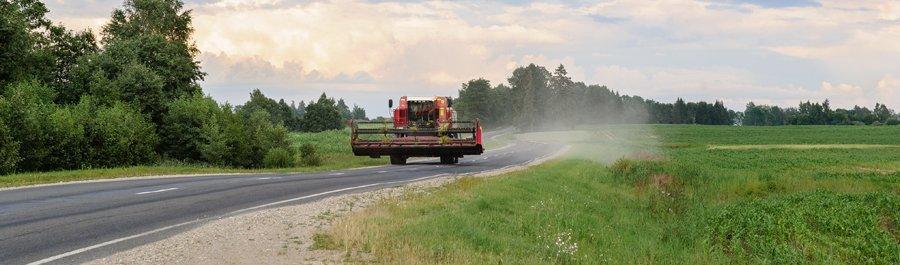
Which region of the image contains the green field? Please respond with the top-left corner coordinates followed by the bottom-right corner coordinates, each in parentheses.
top-left (0, 130), bottom-right (386, 188)
top-left (319, 125), bottom-right (900, 264)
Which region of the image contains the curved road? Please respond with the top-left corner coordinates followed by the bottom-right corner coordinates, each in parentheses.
top-left (0, 137), bottom-right (562, 264)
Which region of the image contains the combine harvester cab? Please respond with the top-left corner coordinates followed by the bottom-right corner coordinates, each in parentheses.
top-left (350, 96), bottom-right (483, 165)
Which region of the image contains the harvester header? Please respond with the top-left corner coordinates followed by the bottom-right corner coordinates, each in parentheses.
top-left (350, 96), bottom-right (483, 165)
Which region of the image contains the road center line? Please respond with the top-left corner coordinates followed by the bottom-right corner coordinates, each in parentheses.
top-left (28, 172), bottom-right (451, 265)
top-left (329, 172), bottom-right (345, 176)
top-left (135, 187), bottom-right (179, 195)
top-left (25, 140), bottom-right (561, 264)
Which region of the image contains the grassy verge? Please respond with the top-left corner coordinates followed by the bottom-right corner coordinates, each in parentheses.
top-left (317, 125), bottom-right (900, 264)
top-left (0, 129), bottom-right (386, 188)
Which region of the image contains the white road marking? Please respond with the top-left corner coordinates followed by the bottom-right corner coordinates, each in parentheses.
top-left (329, 172), bottom-right (345, 176)
top-left (26, 140), bottom-right (577, 264)
top-left (257, 177), bottom-right (271, 180)
top-left (229, 173), bottom-right (449, 216)
top-left (135, 187), bottom-right (179, 195)
top-left (26, 219), bottom-right (202, 265)
top-left (376, 170), bottom-right (388, 173)
top-left (28, 173), bottom-right (451, 265)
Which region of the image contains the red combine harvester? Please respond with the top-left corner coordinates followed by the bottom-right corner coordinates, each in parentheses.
top-left (350, 96), bottom-right (483, 165)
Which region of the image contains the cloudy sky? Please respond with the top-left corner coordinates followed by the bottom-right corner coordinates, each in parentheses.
top-left (45, 0), bottom-right (900, 117)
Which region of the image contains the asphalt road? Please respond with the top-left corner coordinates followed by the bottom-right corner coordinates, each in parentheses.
top-left (0, 137), bottom-right (562, 264)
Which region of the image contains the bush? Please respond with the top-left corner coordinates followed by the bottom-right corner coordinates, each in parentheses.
top-left (162, 95), bottom-right (222, 161)
top-left (0, 80), bottom-right (58, 171)
top-left (0, 119), bottom-right (20, 175)
top-left (243, 110), bottom-right (294, 168)
top-left (200, 106), bottom-right (254, 167)
top-left (45, 106), bottom-right (89, 169)
top-left (90, 102), bottom-right (158, 167)
top-left (298, 143), bottom-right (323, 167)
top-left (263, 147), bottom-right (295, 168)
top-left (886, 118), bottom-right (900, 125)
top-left (198, 105), bottom-right (294, 169)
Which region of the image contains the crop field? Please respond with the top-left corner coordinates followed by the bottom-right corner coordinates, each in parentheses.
top-left (0, 130), bottom-right (386, 188)
top-left (318, 125), bottom-right (900, 264)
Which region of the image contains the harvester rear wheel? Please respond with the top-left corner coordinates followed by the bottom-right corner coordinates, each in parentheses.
top-left (440, 156), bottom-right (459, 164)
top-left (390, 155), bottom-right (407, 165)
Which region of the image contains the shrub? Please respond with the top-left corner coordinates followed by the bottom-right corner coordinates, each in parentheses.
top-left (45, 106), bottom-right (89, 169)
top-left (263, 147), bottom-right (295, 168)
top-left (886, 118), bottom-right (900, 125)
top-left (198, 106), bottom-right (294, 169)
top-left (298, 143), bottom-right (323, 167)
top-left (0, 119), bottom-right (20, 175)
top-left (90, 102), bottom-right (158, 167)
top-left (200, 106), bottom-right (254, 168)
top-left (161, 95), bottom-right (221, 161)
top-left (0, 80), bottom-right (58, 171)
top-left (242, 110), bottom-right (293, 168)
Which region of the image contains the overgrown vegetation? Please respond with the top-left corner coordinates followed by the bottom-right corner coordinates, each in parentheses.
top-left (319, 125), bottom-right (900, 263)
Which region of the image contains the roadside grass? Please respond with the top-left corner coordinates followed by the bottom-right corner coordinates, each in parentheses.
top-left (0, 129), bottom-right (386, 188)
top-left (318, 125), bottom-right (900, 264)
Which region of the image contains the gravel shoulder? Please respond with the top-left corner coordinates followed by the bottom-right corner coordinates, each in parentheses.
top-left (86, 145), bottom-right (570, 265)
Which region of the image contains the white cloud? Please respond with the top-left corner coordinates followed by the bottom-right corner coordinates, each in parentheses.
top-left (876, 75), bottom-right (900, 106)
top-left (40, 0), bottom-right (900, 112)
top-left (190, 1), bottom-right (563, 82)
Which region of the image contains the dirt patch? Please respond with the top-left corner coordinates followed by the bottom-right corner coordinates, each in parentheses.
top-left (708, 144), bottom-right (900, 150)
top-left (650, 174), bottom-right (675, 187)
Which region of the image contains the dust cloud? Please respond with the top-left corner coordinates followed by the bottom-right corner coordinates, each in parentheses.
top-left (509, 124), bottom-right (662, 165)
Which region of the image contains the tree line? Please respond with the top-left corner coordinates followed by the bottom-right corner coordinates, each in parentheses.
top-left (238, 89), bottom-right (366, 133)
top-left (455, 64), bottom-right (898, 129)
top-left (455, 64), bottom-right (735, 130)
top-left (743, 101), bottom-right (898, 126)
top-left (0, 0), bottom-right (363, 175)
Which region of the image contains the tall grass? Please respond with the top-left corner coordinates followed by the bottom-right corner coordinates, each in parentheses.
top-left (320, 125), bottom-right (900, 263)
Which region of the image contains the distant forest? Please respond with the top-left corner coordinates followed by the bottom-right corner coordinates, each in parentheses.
top-left (455, 64), bottom-right (899, 129)
top-left (239, 89), bottom-right (367, 132)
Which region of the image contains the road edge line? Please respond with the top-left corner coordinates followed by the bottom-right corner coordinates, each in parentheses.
top-left (26, 173), bottom-right (450, 265)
